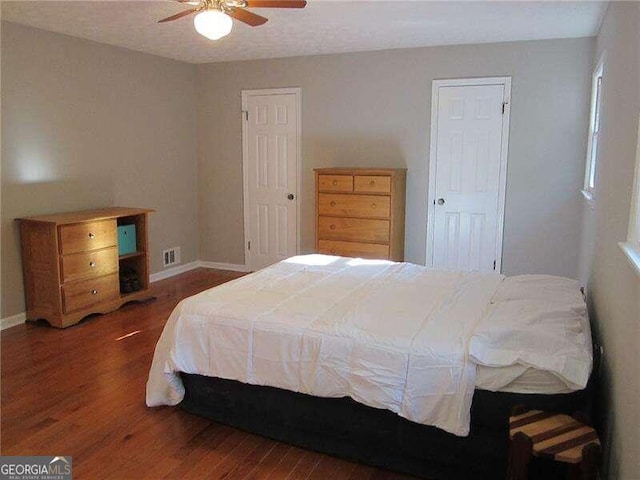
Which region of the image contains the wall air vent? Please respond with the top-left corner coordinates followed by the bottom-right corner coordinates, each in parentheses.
top-left (162, 247), bottom-right (181, 267)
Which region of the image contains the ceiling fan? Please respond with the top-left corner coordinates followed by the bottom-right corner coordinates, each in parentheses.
top-left (159, 0), bottom-right (307, 41)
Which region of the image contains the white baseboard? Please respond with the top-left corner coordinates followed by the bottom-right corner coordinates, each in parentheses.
top-left (150, 261), bottom-right (200, 283)
top-left (149, 260), bottom-right (249, 282)
top-left (198, 261), bottom-right (250, 273)
top-left (1, 312), bottom-right (26, 331)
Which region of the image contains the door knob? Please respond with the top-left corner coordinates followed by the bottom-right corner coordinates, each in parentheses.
top-left (287, 193), bottom-right (295, 200)
top-left (437, 198), bottom-right (445, 205)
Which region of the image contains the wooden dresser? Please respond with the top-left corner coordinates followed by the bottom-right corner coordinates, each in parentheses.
top-left (315, 168), bottom-right (406, 261)
top-left (17, 207), bottom-right (154, 328)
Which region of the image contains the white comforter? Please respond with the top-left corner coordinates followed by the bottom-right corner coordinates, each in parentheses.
top-left (470, 275), bottom-right (592, 392)
top-left (147, 255), bottom-right (503, 436)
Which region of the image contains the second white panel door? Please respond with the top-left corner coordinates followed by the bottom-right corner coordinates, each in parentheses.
top-left (431, 83), bottom-right (507, 272)
top-left (244, 91), bottom-right (299, 271)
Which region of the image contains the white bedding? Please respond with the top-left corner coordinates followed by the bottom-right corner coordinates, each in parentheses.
top-left (147, 255), bottom-right (503, 436)
top-left (146, 256), bottom-right (591, 437)
top-left (470, 275), bottom-right (592, 391)
top-left (475, 364), bottom-right (574, 394)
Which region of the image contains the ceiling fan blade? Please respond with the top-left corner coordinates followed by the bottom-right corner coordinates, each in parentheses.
top-left (228, 8), bottom-right (268, 26)
top-left (246, 1), bottom-right (307, 7)
top-left (158, 8), bottom-right (198, 23)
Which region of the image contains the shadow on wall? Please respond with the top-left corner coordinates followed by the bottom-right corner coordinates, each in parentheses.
top-left (1, 179), bottom-right (116, 318)
top-left (586, 304), bottom-right (617, 480)
top-left (597, 360), bottom-right (617, 479)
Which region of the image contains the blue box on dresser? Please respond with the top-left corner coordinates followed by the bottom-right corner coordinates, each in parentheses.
top-left (118, 224), bottom-right (137, 255)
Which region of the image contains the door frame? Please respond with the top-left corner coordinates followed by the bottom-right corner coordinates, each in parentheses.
top-left (241, 87), bottom-right (302, 271)
top-left (425, 77), bottom-right (512, 272)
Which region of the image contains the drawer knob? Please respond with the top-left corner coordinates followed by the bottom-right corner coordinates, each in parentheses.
top-left (89, 262), bottom-right (96, 268)
top-left (371, 203), bottom-right (377, 209)
top-left (88, 233), bottom-right (96, 239)
top-left (330, 224), bottom-right (336, 230)
top-left (330, 201), bottom-right (336, 207)
top-left (91, 289), bottom-right (98, 295)
top-left (330, 249), bottom-right (336, 254)
top-left (369, 180), bottom-right (375, 186)
top-left (332, 180), bottom-right (338, 186)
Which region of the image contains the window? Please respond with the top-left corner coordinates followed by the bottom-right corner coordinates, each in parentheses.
top-left (620, 114), bottom-right (640, 276)
top-left (583, 56), bottom-right (605, 201)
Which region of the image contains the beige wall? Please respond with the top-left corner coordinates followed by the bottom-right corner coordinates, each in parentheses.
top-left (1, 26), bottom-right (594, 320)
top-left (578, 3), bottom-right (640, 478)
top-left (196, 38), bottom-right (594, 276)
top-left (1, 22), bottom-right (199, 318)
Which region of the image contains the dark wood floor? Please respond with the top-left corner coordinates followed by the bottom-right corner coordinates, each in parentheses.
top-left (1, 268), bottom-right (414, 480)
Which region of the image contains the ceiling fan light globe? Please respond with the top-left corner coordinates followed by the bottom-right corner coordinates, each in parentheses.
top-left (194, 10), bottom-right (233, 40)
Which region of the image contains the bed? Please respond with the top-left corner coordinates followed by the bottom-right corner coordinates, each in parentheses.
top-left (147, 255), bottom-right (595, 479)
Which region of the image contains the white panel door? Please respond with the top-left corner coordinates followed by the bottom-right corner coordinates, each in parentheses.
top-left (244, 90), bottom-right (299, 271)
top-left (430, 82), bottom-right (508, 272)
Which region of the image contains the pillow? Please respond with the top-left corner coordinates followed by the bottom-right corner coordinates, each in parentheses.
top-left (469, 299), bottom-right (592, 390)
top-left (491, 274), bottom-right (585, 311)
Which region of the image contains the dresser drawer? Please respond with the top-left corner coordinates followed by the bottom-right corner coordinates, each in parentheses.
top-left (62, 273), bottom-right (120, 314)
top-left (318, 240), bottom-right (390, 259)
top-left (319, 194), bottom-right (390, 219)
top-left (318, 175), bottom-right (353, 192)
top-left (354, 175), bottom-right (391, 193)
top-left (61, 247), bottom-right (119, 283)
top-left (318, 217), bottom-right (390, 243)
top-left (59, 220), bottom-right (117, 254)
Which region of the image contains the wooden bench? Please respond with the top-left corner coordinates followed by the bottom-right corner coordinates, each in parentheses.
top-left (507, 407), bottom-right (601, 480)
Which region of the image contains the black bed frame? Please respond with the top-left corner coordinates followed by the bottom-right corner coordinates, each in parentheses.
top-left (181, 374), bottom-right (594, 479)
top-left (179, 342), bottom-right (599, 480)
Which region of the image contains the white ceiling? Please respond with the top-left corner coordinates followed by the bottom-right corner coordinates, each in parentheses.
top-left (1, 1), bottom-right (608, 64)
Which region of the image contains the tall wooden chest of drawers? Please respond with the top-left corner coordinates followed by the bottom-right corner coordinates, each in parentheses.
top-left (315, 168), bottom-right (406, 261)
top-left (17, 207), bottom-right (153, 328)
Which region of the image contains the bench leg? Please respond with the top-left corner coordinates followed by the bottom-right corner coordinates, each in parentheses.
top-left (507, 432), bottom-right (533, 480)
top-left (580, 443), bottom-right (601, 480)
top-left (566, 443), bottom-right (601, 480)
